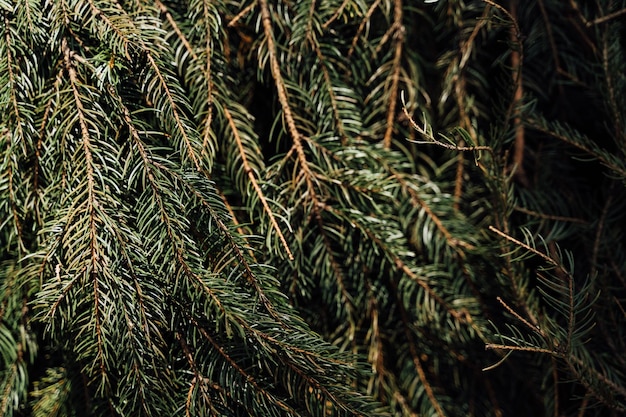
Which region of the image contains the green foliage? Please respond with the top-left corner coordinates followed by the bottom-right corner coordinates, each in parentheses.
top-left (1, 0), bottom-right (626, 416)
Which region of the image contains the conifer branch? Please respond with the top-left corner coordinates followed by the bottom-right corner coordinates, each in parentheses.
top-left (144, 52), bottom-right (203, 172)
top-left (512, 206), bottom-right (586, 224)
top-left (228, 3), bottom-right (256, 27)
top-left (382, 0), bottom-right (404, 149)
top-left (188, 314), bottom-right (299, 415)
top-left (526, 120), bottom-right (626, 178)
top-left (365, 290), bottom-right (385, 386)
top-left (223, 105), bottom-right (293, 260)
top-left (155, 0), bottom-right (195, 59)
top-left (322, 0), bottom-right (352, 29)
top-left (177, 333), bottom-right (221, 417)
top-left (402, 174), bottom-right (475, 253)
top-left (258, 0), bottom-right (317, 199)
top-left (347, 0), bottom-right (381, 58)
top-left (155, 0), bottom-right (217, 167)
top-left (312, 44), bottom-right (348, 144)
top-left (488, 225), bottom-right (562, 270)
top-left (62, 37), bottom-right (108, 389)
top-left (485, 344), bottom-right (555, 355)
top-left (2, 12), bottom-right (25, 251)
top-left (115, 88), bottom-right (225, 316)
top-left (591, 194), bottom-right (612, 278)
top-left (587, 7), bottom-right (626, 27)
top-left (393, 278), bottom-right (447, 417)
top-left (403, 106), bottom-right (493, 155)
top-left (314, 209), bottom-right (357, 326)
top-left (497, 297), bottom-right (544, 337)
top-left (601, 31), bottom-right (624, 144)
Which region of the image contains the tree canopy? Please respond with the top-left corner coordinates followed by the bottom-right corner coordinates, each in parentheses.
top-left (1, 0), bottom-right (626, 416)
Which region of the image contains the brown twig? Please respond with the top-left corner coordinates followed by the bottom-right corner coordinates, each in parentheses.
top-left (347, 0), bottom-right (382, 58)
top-left (258, 0), bottom-right (317, 197)
top-left (513, 206), bottom-right (587, 224)
top-left (587, 7), bottom-right (626, 26)
top-left (508, 0), bottom-right (528, 186)
top-left (497, 297), bottom-right (544, 336)
top-left (485, 344), bottom-right (555, 355)
top-left (383, 0), bottom-right (404, 149)
top-left (390, 277), bottom-right (447, 417)
top-left (228, 2), bottom-right (256, 27)
top-left (488, 225), bottom-right (561, 269)
top-left (403, 106), bottom-right (493, 155)
top-left (223, 106), bottom-right (293, 260)
top-left (322, 0), bottom-right (351, 29)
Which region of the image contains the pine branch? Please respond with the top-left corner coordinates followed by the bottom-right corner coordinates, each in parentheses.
top-left (223, 105), bottom-right (293, 260)
top-left (61, 37), bottom-right (109, 394)
top-left (382, 0), bottom-right (404, 149)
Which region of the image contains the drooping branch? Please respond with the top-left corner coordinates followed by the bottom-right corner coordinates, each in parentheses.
top-left (382, 0), bottom-right (404, 149)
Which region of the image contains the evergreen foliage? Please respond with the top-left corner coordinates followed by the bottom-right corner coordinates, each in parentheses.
top-left (1, 0), bottom-right (625, 416)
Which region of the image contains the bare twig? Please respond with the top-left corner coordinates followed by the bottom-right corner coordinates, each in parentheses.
top-left (587, 7), bottom-right (626, 26)
top-left (488, 226), bottom-right (561, 269)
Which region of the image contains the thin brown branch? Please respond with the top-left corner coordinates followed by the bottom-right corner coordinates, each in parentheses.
top-left (411, 347), bottom-right (446, 417)
top-left (403, 107), bottom-right (493, 155)
top-left (155, 0), bottom-right (196, 59)
top-left (451, 6), bottom-right (490, 210)
top-left (145, 52), bottom-right (202, 172)
top-left (383, 0), bottom-right (404, 149)
top-left (591, 194), bottom-right (612, 278)
top-left (155, 162), bottom-right (288, 326)
top-left (567, 355), bottom-right (626, 407)
top-left (615, 296), bottom-right (626, 319)
top-left (223, 106), bottom-right (293, 260)
top-left (497, 297), bottom-right (544, 337)
top-left (366, 289), bottom-right (385, 391)
top-left (459, 6), bottom-right (491, 70)
top-left (87, 0), bottom-right (131, 59)
top-left (482, 0), bottom-right (526, 183)
top-left (564, 1), bottom-right (597, 55)
top-left (485, 344), bottom-right (555, 355)
top-left (322, 0), bottom-right (351, 29)
top-left (588, 7), bottom-right (626, 26)
top-left (537, 0), bottom-right (561, 73)
top-left (453, 153), bottom-right (465, 211)
top-left (112, 86), bottom-right (226, 316)
top-left (508, 0), bottom-right (528, 186)
top-left (527, 121), bottom-right (626, 178)
top-left (577, 394), bottom-right (590, 417)
top-left (190, 315), bottom-right (299, 415)
top-left (3, 13), bottom-right (26, 252)
top-left (601, 31), bottom-right (624, 143)
top-left (393, 391), bottom-right (419, 417)
top-left (513, 206), bottom-right (587, 224)
top-left (568, 0), bottom-right (589, 26)
top-left (488, 225), bottom-right (562, 269)
top-left (107, 0), bottom-right (204, 172)
top-left (552, 357), bottom-right (559, 417)
top-left (258, 0), bottom-right (317, 198)
top-left (157, 0), bottom-right (217, 166)
top-left (391, 277), bottom-right (447, 417)
top-left (62, 36), bottom-right (108, 386)
top-left (313, 44), bottom-right (348, 144)
top-left (228, 2), bottom-right (256, 27)
top-left (347, 0), bottom-right (382, 58)
top-left (177, 333), bottom-right (220, 417)
top-left (404, 180), bottom-right (475, 252)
